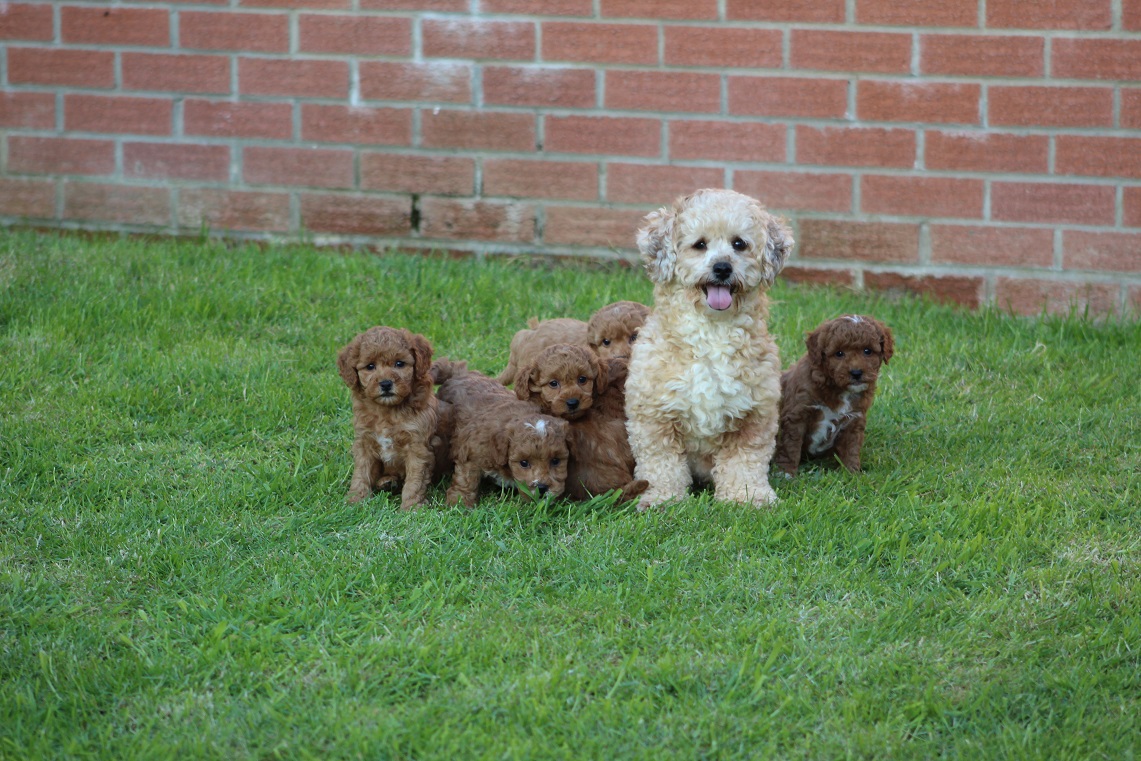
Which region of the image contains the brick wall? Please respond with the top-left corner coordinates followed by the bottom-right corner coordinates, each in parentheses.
top-left (2, 0), bottom-right (1140, 316)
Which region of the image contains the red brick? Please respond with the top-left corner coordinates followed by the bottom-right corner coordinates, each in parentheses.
top-left (483, 66), bottom-right (596, 108)
top-left (544, 205), bottom-right (644, 248)
top-left (360, 154), bottom-right (476, 195)
top-left (930, 225), bottom-right (1055, 268)
top-left (0, 3), bottom-right (54, 40)
top-left (542, 22), bottom-right (658, 65)
top-left (301, 105), bottom-right (412, 146)
top-left (796, 126), bottom-right (917, 169)
top-left (180, 11), bottom-right (289, 52)
top-left (178, 189), bottom-right (291, 232)
top-left (7, 49), bottom-right (115, 89)
top-left (861, 176), bottom-right (983, 219)
top-left (239, 58), bottom-right (348, 98)
top-left (64, 95), bottom-right (172, 136)
top-left (1053, 39), bottom-right (1141, 81)
top-left (797, 220), bottom-right (920, 263)
top-left (0, 179), bottom-right (56, 219)
top-left (1127, 0), bottom-right (1141, 29)
top-left (727, 0), bottom-right (844, 22)
top-left (63, 183), bottom-right (171, 227)
top-left (0, 92), bottom-right (55, 129)
top-left (1125, 187), bottom-right (1141, 227)
top-left (989, 86), bottom-right (1114, 128)
top-left (123, 53), bottom-right (230, 94)
top-left (299, 14), bottom-right (411, 55)
top-left (1123, 89), bottom-right (1141, 129)
top-left (1063, 232), bottom-right (1141, 272)
top-left (183, 99), bottom-right (293, 140)
top-left (420, 199), bottom-right (536, 243)
top-left (987, 0), bottom-right (1111, 29)
top-left (300, 194), bottom-right (411, 236)
top-left (423, 19), bottom-right (535, 61)
top-left (484, 0), bottom-right (592, 14)
top-left (359, 0), bottom-right (463, 9)
top-left (243, 0), bottom-right (350, 7)
top-left (421, 110), bottom-right (535, 152)
top-left (728, 77), bottom-right (849, 119)
top-left (7, 137), bottom-right (115, 176)
top-left (781, 266), bottom-right (856, 288)
top-left (601, 0), bottom-right (717, 18)
top-left (857, 81), bottom-right (980, 124)
top-left (921, 34), bottom-right (1043, 78)
top-left (858, 0), bottom-right (977, 26)
top-left (483, 159), bottom-right (598, 200)
top-left (925, 131), bottom-right (1048, 174)
top-left (864, 272), bottom-right (984, 309)
top-left (992, 183), bottom-right (1115, 226)
top-left (545, 116), bottom-right (660, 157)
top-left (605, 71), bottom-right (721, 113)
top-left (734, 171), bottom-right (853, 214)
top-left (1055, 137), bottom-right (1141, 179)
top-left (994, 277), bottom-right (1119, 316)
top-left (243, 147), bottom-right (354, 189)
top-left (664, 27), bottom-right (783, 68)
top-left (669, 121), bottom-right (785, 163)
top-left (359, 62), bottom-right (472, 103)
top-left (61, 6), bottom-right (170, 46)
top-left (791, 31), bottom-right (912, 74)
top-left (124, 143), bottom-right (230, 182)
top-left (606, 164), bottom-right (724, 205)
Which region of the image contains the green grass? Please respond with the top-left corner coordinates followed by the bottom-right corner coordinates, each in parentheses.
top-left (1, 229), bottom-right (1139, 760)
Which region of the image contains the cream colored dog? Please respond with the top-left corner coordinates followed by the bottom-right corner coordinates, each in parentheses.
top-left (625, 188), bottom-right (793, 510)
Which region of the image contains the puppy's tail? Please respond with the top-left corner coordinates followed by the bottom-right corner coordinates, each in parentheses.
top-left (430, 358), bottom-right (468, 385)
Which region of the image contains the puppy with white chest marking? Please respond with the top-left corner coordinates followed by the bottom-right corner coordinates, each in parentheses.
top-left (775, 315), bottom-right (895, 476)
top-left (625, 188), bottom-right (794, 510)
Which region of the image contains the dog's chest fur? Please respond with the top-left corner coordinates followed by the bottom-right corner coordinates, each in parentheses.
top-left (807, 390), bottom-right (863, 455)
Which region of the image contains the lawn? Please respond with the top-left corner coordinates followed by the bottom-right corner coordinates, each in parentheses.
top-left (1, 229), bottom-right (1139, 760)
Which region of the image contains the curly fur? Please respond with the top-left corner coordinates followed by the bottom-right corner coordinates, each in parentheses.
top-left (625, 188), bottom-right (794, 510)
top-left (775, 315), bottom-right (894, 476)
top-left (435, 360), bottom-right (570, 508)
top-left (587, 301), bottom-right (651, 362)
top-left (496, 317), bottom-right (588, 385)
top-left (337, 326), bottom-right (450, 509)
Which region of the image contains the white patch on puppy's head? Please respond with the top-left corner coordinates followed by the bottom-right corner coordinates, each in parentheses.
top-left (525, 419), bottom-right (548, 436)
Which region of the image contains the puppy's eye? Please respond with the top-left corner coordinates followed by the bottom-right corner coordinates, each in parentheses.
top-left (732, 237), bottom-right (748, 251)
top-left (395, 360), bottom-right (406, 368)
top-left (548, 380), bottom-right (559, 388)
top-left (630, 332), bottom-right (638, 343)
top-left (550, 458), bottom-right (561, 467)
top-left (863, 348), bottom-right (873, 356)
top-left (365, 363), bottom-right (376, 371)
top-left (835, 351), bottom-right (845, 358)
top-left (577, 376), bottom-right (587, 385)
top-left (693, 239), bottom-right (707, 251)
top-left (519, 460), bottom-right (530, 469)
top-left (602, 338), bottom-right (611, 346)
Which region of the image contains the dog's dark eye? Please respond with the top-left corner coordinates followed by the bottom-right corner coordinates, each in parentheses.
top-left (835, 351), bottom-right (845, 358)
top-left (548, 380), bottom-right (559, 388)
top-left (732, 237), bottom-right (748, 251)
top-left (693, 239), bottom-right (707, 251)
top-left (863, 348), bottom-right (873, 355)
top-left (629, 332), bottom-right (638, 343)
top-left (519, 460), bottom-right (530, 469)
top-left (365, 363), bottom-right (376, 371)
top-left (577, 376), bottom-right (587, 384)
top-left (395, 360), bottom-right (406, 368)
top-left (602, 338), bottom-right (611, 346)
top-left (551, 458), bottom-right (561, 467)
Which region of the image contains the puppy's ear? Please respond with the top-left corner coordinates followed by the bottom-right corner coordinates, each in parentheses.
top-left (337, 336), bottom-right (362, 389)
top-left (874, 319), bottom-right (895, 364)
top-left (805, 327), bottom-right (825, 367)
top-left (406, 330), bottom-right (434, 385)
top-left (513, 363), bottom-right (540, 402)
top-left (491, 427), bottom-right (511, 466)
top-left (592, 356), bottom-right (610, 396)
top-left (636, 204), bottom-right (677, 284)
top-left (761, 214), bottom-right (794, 286)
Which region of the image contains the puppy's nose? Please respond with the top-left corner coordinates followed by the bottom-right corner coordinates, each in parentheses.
top-left (565, 398), bottom-right (580, 411)
top-left (380, 379), bottom-right (394, 392)
top-left (712, 261), bottom-right (733, 281)
top-left (535, 483), bottom-right (549, 496)
top-left (849, 369), bottom-right (863, 380)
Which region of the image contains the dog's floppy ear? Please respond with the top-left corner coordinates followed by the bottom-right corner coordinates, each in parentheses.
top-left (873, 319), bottom-right (895, 364)
top-left (592, 355), bottom-right (610, 396)
top-left (513, 363), bottom-right (541, 402)
top-left (491, 427), bottom-right (511, 466)
top-left (805, 326), bottom-right (826, 367)
top-left (636, 204), bottom-right (677, 283)
top-left (405, 330), bottom-right (434, 385)
top-left (761, 214), bottom-right (794, 286)
top-left (337, 335), bottom-right (362, 389)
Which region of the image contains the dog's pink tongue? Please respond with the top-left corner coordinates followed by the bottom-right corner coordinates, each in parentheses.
top-left (705, 285), bottom-right (732, 311)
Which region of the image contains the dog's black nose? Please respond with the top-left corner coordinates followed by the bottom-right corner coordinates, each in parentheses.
top-left (712, 261), bottom-right (733, 281)
top-left (380, 379), bottom-right (394, 392)
top-left (536, 483), bottom-right (549, 495)
top-left (565, 398), bottom-right (580, 410)
top-left (849, 369), bottom-right (863, 380)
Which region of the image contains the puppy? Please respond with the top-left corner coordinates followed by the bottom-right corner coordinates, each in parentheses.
top-left (495, 301), bottom-right (650, 384)
top-left (337, 326), bottom-right (449, 509)
top-left (775, 315), bottom-right (894, 476)
top-left (587, 300), bottom-right (651, 362)
top-left (514, 344), bottom-right (647, 500)
top-left (625, 188), bottom-right (793, 510)
top-left (434, 360), bottom-right (570, 508)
